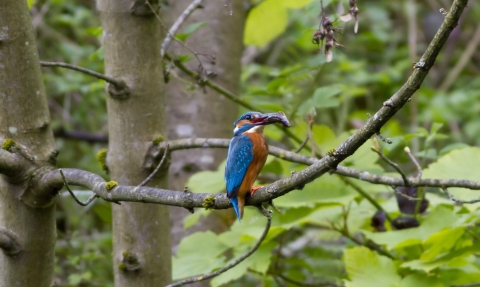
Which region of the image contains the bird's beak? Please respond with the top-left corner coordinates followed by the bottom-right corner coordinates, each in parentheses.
top-left (255, 112), bottom-right (291, 127)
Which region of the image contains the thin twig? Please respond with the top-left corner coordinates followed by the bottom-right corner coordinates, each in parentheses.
top-left (59, 169), bottom-right (98, 206)
top-left (166, 216), bottom-right (272, 287)
top-left (161, 0), bottom-right (204, 57)
top-left (139, 145), bottom-right (169, 187)
top-left (440, 25), bottom-right (480, 91)
top-left (394, 189), bottom-right (422, 201)
top-left (341, 176), bottom-right (393, 222)
top-left (146, 0), bottom-right (210, 80)
top-left (404, 147), bottom-right (422, 179)
top-left (294, 134), bottom-right (309, 153)
top-left (442, 188), bottom-right (480, 204)
top-left (163, 53), bottom-right (307, 148)
top-left (39, 61), bottom-right (127, 89)
top-left (371, 147), bottom-right (409, 186)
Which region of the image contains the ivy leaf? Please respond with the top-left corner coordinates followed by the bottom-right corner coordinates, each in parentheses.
top-left (344, 247), bottom-right (401, 287)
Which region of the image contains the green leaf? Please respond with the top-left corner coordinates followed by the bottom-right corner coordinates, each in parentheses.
top-left (173, 231), bottom-right (229, 280)
top-left (211, 241), bottom-right (276, 286)
top-left (175, 22), bottom-right (208, 42)
top-left (297, 85), bottom-right (342, 115)
top-left (363, 206), bottom-right (460, 250)
top-left (273, 173), bottom-right (356, 208)
top-left (186, 161), bottom-right (225, 193)
top-left (399, 273), bottom-right (443, 287)
top-left (244, 0), bottom-right (288, 47)
top-left (423, 147), bottom-right (480, 206)
top-left (312, 124), bottom-right (337, 150)
top-left (420, 227), bottom-right (465, 261)
top-left (344, 247), bottom-right (401, 287)
top-left (282, 0), bottom-right (312, 8)
top-left (439, 143), bottom-right (469, 155)
top-left (183, 21), bottom-right (207, 35)
top-left (262, 157), bottom-right (284, 175)
top-left (183, 208), bottom-right (209, 229)
top-left (27, 0), bottom-right (36, 8)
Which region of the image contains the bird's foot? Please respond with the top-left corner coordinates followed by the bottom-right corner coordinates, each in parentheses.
top-left (250, 186), bottom-right (263, 196)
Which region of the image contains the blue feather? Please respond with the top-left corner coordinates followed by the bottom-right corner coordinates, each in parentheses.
top-left (225, 134), bottom-right (253, 198)
top-left (225, 134), bottom-right (254, 221)
top-left (229, 197), bottom-right (241, 222)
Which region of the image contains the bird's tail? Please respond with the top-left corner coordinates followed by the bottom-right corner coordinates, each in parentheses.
top-left (229, 197), bottom-right (242, 222)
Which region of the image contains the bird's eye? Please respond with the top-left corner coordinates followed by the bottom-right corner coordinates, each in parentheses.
top-left (245, 115), bottom-right (252, 120)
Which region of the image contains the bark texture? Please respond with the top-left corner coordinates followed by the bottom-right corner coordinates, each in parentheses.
top-left (0, 0), bottom-right (57, 286)
top-left (97, 0), bottom-right (171, 285)
top-left (163, 0), bottom-right (247, 255)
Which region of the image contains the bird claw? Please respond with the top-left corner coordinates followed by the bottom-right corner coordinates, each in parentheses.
top-left (250, 185), bottom-right (263, 196)
top-left (256, 205), bottom-right (272, 219)
top-left (267, 200), bottom-right (282, 214)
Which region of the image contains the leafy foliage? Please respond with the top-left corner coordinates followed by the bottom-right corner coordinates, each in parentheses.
top-left (35, 0), bottom-right (480, 286)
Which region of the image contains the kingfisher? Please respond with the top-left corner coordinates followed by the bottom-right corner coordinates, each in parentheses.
top-left (225, 111), bottom-right (290, 221)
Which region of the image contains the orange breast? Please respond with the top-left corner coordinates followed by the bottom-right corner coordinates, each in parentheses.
top-left (238, 133), bottom-right (268, 197)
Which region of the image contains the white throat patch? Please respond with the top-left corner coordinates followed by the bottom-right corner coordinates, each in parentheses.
top-left (245, 125), bottom-right (264, 133)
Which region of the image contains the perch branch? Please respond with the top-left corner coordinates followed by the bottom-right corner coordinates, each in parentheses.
top-left (166, 216), bottom-right (272, 287)
top-left (0, 0), bottom-right (472, 212)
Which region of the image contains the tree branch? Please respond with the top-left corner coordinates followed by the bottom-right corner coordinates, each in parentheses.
top-left (1, 0), bottom-right (471, 212)
top-left (371, 147), bottom-right (409, 186)
top-left (161, 0), bottom-right (204, 57)
top-left (0, 148), bottom-right (28, 177)
top-left (148, 138), bottom-right (480, 191)
top-left (60, 169), bottom-right (98, 206)
top-left (53, 128), bottom-right (108, 144)
top-left (39, 61), bottom-right (129, 93)
top-left (166, 216), bottom-right (272, 287)
top-left (442, 188), bottom-right (480, 204)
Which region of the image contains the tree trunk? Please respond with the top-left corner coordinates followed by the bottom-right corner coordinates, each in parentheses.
top-left (97, 1), bottom-right (171, 286)
top-left (163, 0), bottom-right (246, 269)
top-left (0, 0), bottom-right (57, 286)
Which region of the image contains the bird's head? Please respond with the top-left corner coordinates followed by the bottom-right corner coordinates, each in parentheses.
top-left (233, 111), bottom-right (291, 135)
